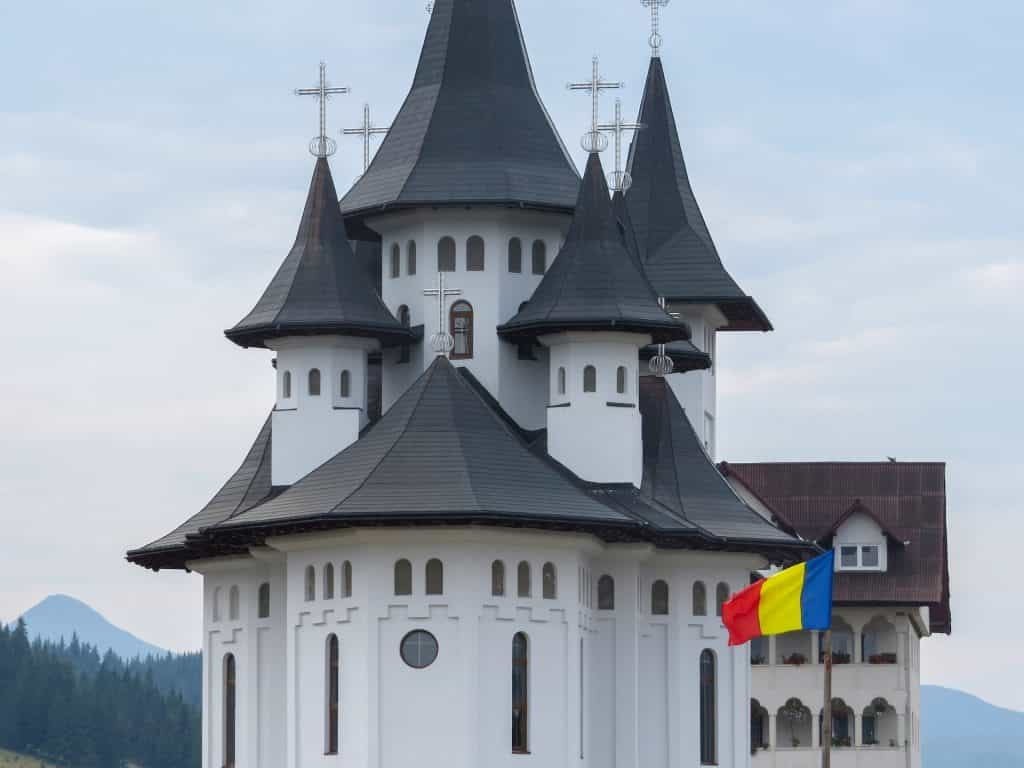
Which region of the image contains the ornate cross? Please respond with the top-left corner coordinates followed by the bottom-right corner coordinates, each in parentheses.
top-left (343, 104), bottom-right (390, 173)
top-left (294, 61), bottom-right (350, 158)
top-left (641, 0), bottom-right (671, 57)
top-left (567, 57), bottom-right (623, 153)
top-left (597, 99), bottom-right (643, 191)
top-left (423, 272), bottom-right (462, 357)
top-left (649, 297), bottom-right (677, 376)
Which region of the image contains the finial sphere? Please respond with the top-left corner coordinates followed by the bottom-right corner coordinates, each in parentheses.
top-left (430, 331), bottom-right (455, 355)
top-left (649, 353), bottom-right (675, 377)
top-left (582, 130), bottom-right (609, 153)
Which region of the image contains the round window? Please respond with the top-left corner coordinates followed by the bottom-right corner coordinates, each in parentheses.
top-left (400, 630), bottom-right (439, 669)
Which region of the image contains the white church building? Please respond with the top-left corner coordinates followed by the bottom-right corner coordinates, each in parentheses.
top-left (128, 2), bottom-right (950, 768)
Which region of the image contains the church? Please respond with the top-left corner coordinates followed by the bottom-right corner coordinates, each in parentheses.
top-left (127, 1), bottom-right (949, 767)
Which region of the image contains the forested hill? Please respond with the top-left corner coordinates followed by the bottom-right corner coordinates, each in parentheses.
top-left (0, 620), bottom-right (200, 768)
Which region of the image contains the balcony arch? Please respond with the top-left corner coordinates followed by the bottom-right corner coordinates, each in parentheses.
top-left (861, 616), bottom-right (898, 664)
top-left (777, 697), bottom-right (812, 749)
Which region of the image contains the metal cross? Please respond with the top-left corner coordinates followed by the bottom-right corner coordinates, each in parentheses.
top-left (342, 104), bottom-right (390, 173)
top-left (422, 272), bottom-right (462, 357)
top-left (597, 99), bottom-right (643, 191)
top-left (294, 61), bottom-right (350, 158)
top-left (567, 57), bottom-right (623, 153)
top-left (641, 0), bottom-right (671, 57)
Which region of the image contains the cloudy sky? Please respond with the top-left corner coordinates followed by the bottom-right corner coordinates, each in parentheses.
top-left (1, 0), bottom-right (1020, 709)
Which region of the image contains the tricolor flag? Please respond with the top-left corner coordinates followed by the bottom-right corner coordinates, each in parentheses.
top-left (722, 550), bottom-right (835, 647)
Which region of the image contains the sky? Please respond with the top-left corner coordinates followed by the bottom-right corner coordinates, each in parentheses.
top-left (0, 0), bottom-right (1021, 710)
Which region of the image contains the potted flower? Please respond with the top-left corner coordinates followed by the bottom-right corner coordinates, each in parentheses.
top-left (783, 652), bottom-right (807, 666)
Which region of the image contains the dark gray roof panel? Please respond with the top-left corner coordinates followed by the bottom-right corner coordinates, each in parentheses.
top-left (625, 58), bottom-right (771, 332)
top-left (340, 0), bottom-right (579, 216)
top-left (226, 158), bottom-right (412, 348)
top-left (498, 153), bottom-right (691, 344)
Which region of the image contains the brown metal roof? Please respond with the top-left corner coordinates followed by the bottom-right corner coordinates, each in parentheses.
top-left (720, 461), bottom-right (951, 634)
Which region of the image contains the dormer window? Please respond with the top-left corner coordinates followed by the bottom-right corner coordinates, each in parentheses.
top-left (833, 508), bottom-right (889, 571)
top-left (838, 544), bottom-right (882, 571)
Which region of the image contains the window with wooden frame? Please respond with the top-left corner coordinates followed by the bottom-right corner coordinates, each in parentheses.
top-left (450, 300), bottom-right (473, 359)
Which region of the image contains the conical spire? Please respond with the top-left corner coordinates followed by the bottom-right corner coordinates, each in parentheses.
top-left (499, 153), bottom-right (689, 343)
top-left (340, 0), bottom-right (579, 218)
top-left (227, 157), bottom-right (412, 348)
top-left (625, 58), bottom-right (771, 331)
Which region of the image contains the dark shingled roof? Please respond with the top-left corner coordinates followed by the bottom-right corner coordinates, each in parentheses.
top-left (498, 153), bottom-right (691, 344)
top-left (720, 461), bottom-right (952, 634)
top-left (339, 0), bottom-right (579, 219)
top-left (226, 158), bottom-right (413, 349)
top-left (624, 58), bottom-right (771, 332)
top-left (639, 341), bottom-right (711, 374)
top-left (639, 377), bottom-right (799, 544)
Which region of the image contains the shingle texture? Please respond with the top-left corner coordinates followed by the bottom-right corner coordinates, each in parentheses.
top-left (625, 58), bottom-right (771, 332)
top-left (721, 461), bottom-right (951, 633)
top-left (339, 0), bottom-right (579, 217)
top-left (226, 158), bottom-right (412, 349)
top-left (498, 153), bottom-right (691, 344)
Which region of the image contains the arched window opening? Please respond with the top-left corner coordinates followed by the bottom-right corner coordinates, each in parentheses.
top-left (397, 305), bottom-right (411, 364)
top-left (542, 562), bottom-right (557, 599)
top-left (597, 575), bottom-right (615, 610)
top-left (394, 559), bottom-right (412, 596)
top-left (750, 636), bottom-right (769, 665)
top-left (699, 650), bottom-right (717, 764)
top-left (517, 561), bottom-right (531, 598)
top-left (212, 587), bottom-right (222, 622)
top-left (324, 563), bottom-right (335, 600)
top-left (326, 635), bottom-right (340, 755)
top-left (390, 243), bottom-right (401, 278)
top-left (583, 365), bottom-right (597, 393)
top-left (450, 300), bottom-right (473, 360)
top-left (305, 565), bottom-right (316, 602)
top-left (692, 581), bottom-right (708, 616)
top-left (407, 240), bottom-right (417, 276)
top-left (426, 558), bottom-right (444, 595)
top-left (819, 617), bottom-right (854, 664)
top-left (467, 235), bottom-right (485, 271)
top-left (492, 560), bottom-right (506, 596)
top-left (715, 582), bottom-right (730, 617)
top-left (861, 616), bottom-right (898, 664)
top-left (616, 366), bottom-right (628, 395)
top-left (508, 238), bottom-right (522, 273)
top-left (512, 632), bottom-right (529, 753)
top-left (751, 699), bottom-right (770, 752)
top-left (342, 561), bottom-right (352, 598)
top-left (531, 240), bottom-right (546, 275)
top-left (557, 367), bottom-right (566, 395)
top-left (224, 654), bottom-right (237, 768)
top-left (820, 699), bottom-right (854, 748)
top-left (862, 698), bottom-right (896, 747)
top-left (437, 236), bottom-right (456, 272)
top-left (282, 370), bottom-right (292, 399)
top-left (308, 368), bottom-right (321, 396)
top-left (651, 580), bottom-right (669, 615)
top-left (339, 370), bottom-right (351, 399)
top-left (777, 698), bottom-right (812, 748)
top-left (257, 582), bottom-right (271, 619)
top-left (228, 586), bottom-right (240, 621)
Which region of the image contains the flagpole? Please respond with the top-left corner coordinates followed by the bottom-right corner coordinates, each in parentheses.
top-left (822, 628), bottom-right (832, 768)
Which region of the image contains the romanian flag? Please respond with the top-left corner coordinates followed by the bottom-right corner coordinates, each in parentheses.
top-left (722, 550), bottom-right (834, 647)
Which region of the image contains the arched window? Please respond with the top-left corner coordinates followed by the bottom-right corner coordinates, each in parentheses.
top-left (616, 366), bottom-right (628, 395)
top-left (390, 243), bottom-right (401, 278)
top-left (777, 698), bottom-right (812, 748)
top-left (651, 580), bottom-right (669, 615)
top-left (751, 699), bottom-right (769, 751)
top-left (257, 582), bottom-right (270, 619)
top-left (531, 240), bottom-right (547, 275)
top-left (324, 563), bottom-right (335, 600)
top-left (228, 586), bottom-right (239, 621)
top-left (557, 367), bottom-right (566, 395)
top-left (397, 305), bottom-right (411, 365)
top-left (426, 558), bottom-right (444, 595)
top-left (542, 562), bottom-right (557, 599)
top-left (715, 582), bottom-right (730, 617)
top-left (819, 617), bottom-right (854, 664)
top-left (305, 565), bottom-right (316, 602)
top-left (508, 238), bottom-right (522, 273)
top-left (597, 575), bottom-right (615, 610)
top-left (450, 300), bottom-right (473, 360)
top-left (339, 370), bottom-right (351, 399)
top-left (212, 587), bottom-right (222, 622)
top-left (341, 561), bottom-right (352, 598)
top-left (407, 240), bottom-right (417, 276)
top-left (862, 616), bottom-right (897, 663)
top-left (700, 650), bottom-right (717, 764)
top-left (692, 581), bottom-right (708, 616)
top-left (224, 654), bottom-right (237, 768)
top-left (583, 365), bottom-right (597, 393)
top-left (492, 560), bottom-right (505, 596)
top-left (282, 370), bottom-right (292, 399)
top-left (394, 559), bottom-right (412, 596)
top-left (308, 369), bottom-right (321, 396)
top-left (467, 235), bottom-right (485, 271)
top-left (325, 634), bottom-right (339, 755)
top-left (517, 561), bottom-right (531, 597)
top-left (512, 633), bottom-right (529, 753)
top-left (437, 236), bottom-right (456, 272)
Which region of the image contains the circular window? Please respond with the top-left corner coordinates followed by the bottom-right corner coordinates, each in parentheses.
top-left (400, 630), bottom-right (439, 669)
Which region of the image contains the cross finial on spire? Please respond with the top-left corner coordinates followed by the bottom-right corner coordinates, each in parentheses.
top-left (597, 99), bottom-right (644, 191)
top-left (342, 104), bottom-right (390, 173)
top-left (423, 272), bottom-right (463, 357)
top-left (641, 0), bottom-right (671, 57)
top-left (294, 61), bottom-right (351, 158)
top-left (649, 297), bottom-right (676, 376)
top-left (567, 57), bottom-right (623, 153)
